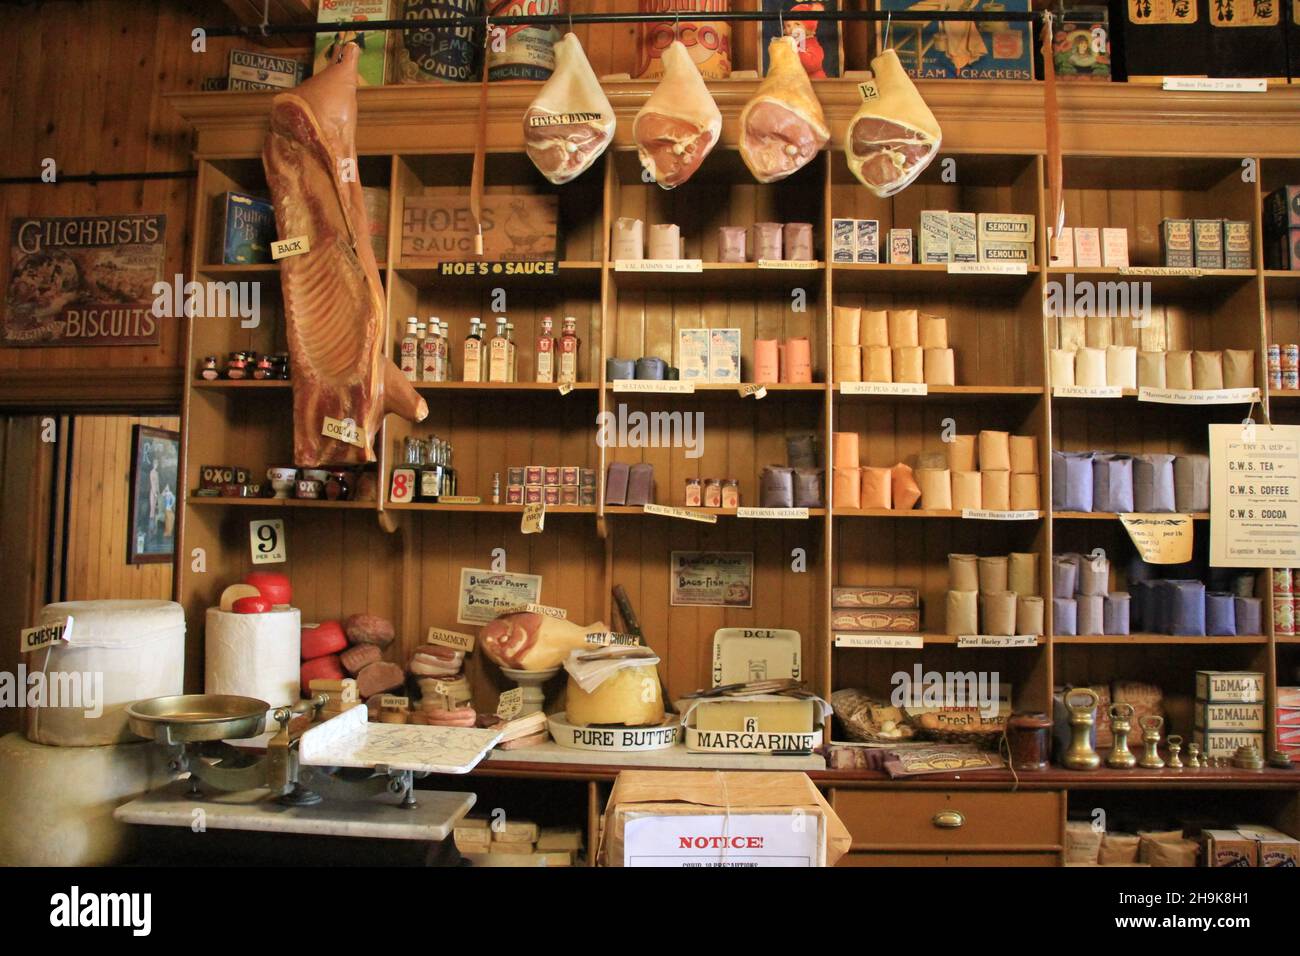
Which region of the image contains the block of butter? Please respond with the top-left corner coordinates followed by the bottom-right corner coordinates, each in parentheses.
top-left (492, 820), bottom-right (540, 844)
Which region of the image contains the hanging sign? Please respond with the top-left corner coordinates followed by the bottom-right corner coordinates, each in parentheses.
top-left (1119, 513), bottom-right (1195, 564)
top-left (456, 568), bottom-right (543, 625)
top-left (1209, 423), bottom-right (1300, 568)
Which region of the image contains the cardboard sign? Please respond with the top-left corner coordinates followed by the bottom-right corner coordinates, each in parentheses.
top-left (321, 417), bottom-right (366, 448)
top-left (521, 501), bottom-right (545, 535)
top-left (1209, 423), bottom-right (1300, 568)
top-left (249, 519), bottom-right (286, 564)
top-left (947, 261), bottom-right (1028, 275)
top-left (613, 380), bottom-right (695, 394)
top-left (736, 507), bottom-right (810, 519)
top-left (643, 503), bottom-right (717, 523)
top-left (503, 602), bottom-right (567, 620)
top-left (738, 384), bottom-right (768, 399)
top-left (426, 626), bottom-right (476, 654)
top-left (1119, 512), bottom-right (1195, 564)
top-left (962, 508), bottom-right (1041, 521)
top-left (840, 381), bottom-right (928, 396)
top-left (20, 617), bottom-right (72, 654)
top-left (834, 633), bottom-right (925, 649)
top-left (1139, 386), bottom-right (1260, 405)
top-left (614, 259), bottom-right (703, 273)
top-left (437, 260), bottom-right (557, 278)
top-left (271, 235), bottom-right (310, 259)
top-left (456, 568), bottom-right (543, 625)
top-left (496, 688), bottom-right (524, 720)
top-left (401, 195), bottom-right (557, 262)
top-left (1053, 385), bottom-right (1124, 398)
top-left (956, 635), bottom-right (1038, 648)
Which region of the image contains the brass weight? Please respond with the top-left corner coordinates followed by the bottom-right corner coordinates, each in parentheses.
top-left (1063, 687), bottom-right (1102, 771)
top-left (1166, 734), bottom-right (1183, 769)
top-left (1107, 702), bottom-right (1137, 769)
top-left (1138, 714), bottom-right (1165, 769)
top-left (1187, 742), bottom-right (1202, 768)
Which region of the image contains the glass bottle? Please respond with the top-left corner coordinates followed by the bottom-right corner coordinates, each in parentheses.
top-left (400, 318), bottom-right (419, 381)
top-left (535, 316), bottom-right (555, 383)
top-left (464, 318), bottom-right (484, 383)
top-left (558, 315), bottom-right (580, 384)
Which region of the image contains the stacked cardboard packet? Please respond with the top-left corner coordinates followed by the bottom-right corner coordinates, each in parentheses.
top-left (832, 307), bottom-right (954, 386)
top-left (1195, 670), bottom-right (1265, 759)
top-left (1050, 339), bottom-right (1255, 392)
top-left (831, 585), bottom-right (920, 634)
top-left (453, 817), bottom-right (583, 867)
top-left (946, 552), bottom-right (1042, 638)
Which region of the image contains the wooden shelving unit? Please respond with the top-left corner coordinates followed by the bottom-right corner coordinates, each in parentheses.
top-left (170, 78), bottom-right (1300, 864)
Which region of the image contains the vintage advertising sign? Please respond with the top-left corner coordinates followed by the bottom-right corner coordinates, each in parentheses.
top-left (1209, 423), bottom-right (1300, 568)
top-left (457, 568), bottom-right (544, 625)
top-left (4, 215), bottom-right (166, 347)
top-left (670, 551), bottom-right (754, 608)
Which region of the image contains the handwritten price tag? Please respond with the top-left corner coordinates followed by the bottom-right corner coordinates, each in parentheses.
top-left (521, 501), bottom-right (545, 534)
top-left (496, 688), bottom-right (524, 720)
top-left (1119, 513), bottom-right (1194, 564)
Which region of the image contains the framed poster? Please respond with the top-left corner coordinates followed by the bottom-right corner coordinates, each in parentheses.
top-left (4, 214), bottom-right (166, 347)
top-left (127, 425), bottom-right (179, 564)
top-left (670, 551), bottom-right (754, 608)
top-left (456, 567), bottom-right (544, 625)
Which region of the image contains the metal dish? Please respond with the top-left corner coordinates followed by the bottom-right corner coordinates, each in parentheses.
top-left (126, 694), bottom-right (269, 745)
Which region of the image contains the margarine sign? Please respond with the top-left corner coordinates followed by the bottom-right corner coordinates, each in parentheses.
top-left (4, 214), bottom-right (166, 347)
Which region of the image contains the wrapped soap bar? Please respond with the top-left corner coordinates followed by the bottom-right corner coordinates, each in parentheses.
top-left (605, 462), bottom-right (630, 505)
top-left (784, 337), bottom-right (813, 384)
top-left (917, 468), bottom-right (952, 510)
top-left (1133, 454), bottom-right (1176, 513)
top-left (923, 348), bottom-right (955, 386)
top-left (1137, 351), bottom-right (1165, 388)
top-left (888, 309), bottom-right (919, 347)
top-left (647, 223), bottom-right (680, 260)
top-left (1053, 556), bottom-right (1078, 599)
top-left (1103, 592), bottom-right (1131, 635)
top-left (948, 435), bottom-right (978, 473)
top-left (920, 314), bottom-right (948, 349)
top-left (982, 471), bottom-right (1010, 511)
top-left (784, 222), bottom-right (814, 261)
top-left (1051, 349), bottom-right (1076, 387)
top-left (750, 222), bottom-right (782, 261)
top-left (833, 345), bottom-right (862, 383)
top-left (760, 466), bottom-right (795, 508)
top-left (892, 463), bottom-right (921, 510)
top-left (1084, 315), bottom-right (1112, 349)
top-left (1010, 474), bottom-right (1040, 511)
top-left (978, 555), bottom-right (1009, 594)
top-left (948, 553), bottom-right (979, 592)
top-left (786, 434), bottom-right (817, 469)
top-left (717, 225), bottom-right (747, 262)
top-left (1017, 596), bottom-right (1044, 636)
top-left (951, 471), bottom-right (981, 510)
top-left (1223, 349), bottom-right (1255, 389)
top-left (1165, 579), bottom-right (1206, 636)
top-left (1052, 451), bottom-right (1094, 512)
top-left (978, 431), bottom-right (1011, 472)
top-left (1173, 454), bottom-right (1209, 512)
top-left (893, 347), bottom-right (923, 383)
top-left (1165, 350), bottom-right (1193, 389)
top-left (1107, 346), bottom-right (1137, 389)
top-left (1192, 350), bottom-right (1223, 390)
top-left (612, 217), bottom-right (644, 260)
top-left (981, 591), bottom-right (1018, 636)
top-left (1053, 596), bottom-right (1078, 636)
top-left (946, 590), bottom-right (979, 635)
top-left (833, 306), bottom-right (861, 346)
top-left (1092, 454), bottom-right (1134, 513)
top-left (862, 310), bottom-right (889, 348)
top-left (793, 468), bottom-right (824, 508)
top-left (1010, 436), bottom-right (1038, 475)
top-left (1077, 593), bottom-right (1104, 636)
top-left (863, 346), bottom-right (892, 382)
top-left (1009, 552), bottom-right (1038, 596)
top-left (1234, 596), bottom-right (1262, 635)
top-left (1078, 553), bottom-right (1108, 596)
top-left (832, 432), bottom-right (859, 467)
top-left (862, 467), bottom-right (892, 508)
top-left (1206, 591), bottom-right (1237, 636)
top-left (833, 467), bottom-right (861, 509)
top-left (754, 339), bottom-right (780, 384)
top-left (626, 463), bottom-right (655, 505)
top-left (1075, 347), bottom-right (1107, 387)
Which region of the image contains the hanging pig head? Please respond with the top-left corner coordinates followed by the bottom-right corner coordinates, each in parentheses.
top-left (263, 43), bottom-right (426, 467)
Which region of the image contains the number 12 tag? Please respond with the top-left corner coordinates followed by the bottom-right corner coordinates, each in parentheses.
top-left (250, 519), bottom-right (287, 564)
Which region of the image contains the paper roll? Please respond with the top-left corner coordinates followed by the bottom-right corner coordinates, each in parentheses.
top-left (1165, 350), bottom-right (1193, 389)
top-left (205, 607), bottom-right (301, 710)
top-left (612, 218), bottom-right (644, 260)
top-left (1053, 597), bottom-right (1078, 636)
top-left (1133, 454), bottom-right (1177, 513)
top-left (1009, 552), bottom-right (1039, 596)
top-left (647, 222), bottom-right (680, 260)
top-left (785, 337), bottom-right (812, 384)
top-left (832, 432), bottom-right (860, 467)
top-left (923, 348), bottom-right (956, 385)
top-left (948, 435), bottom-right (978, 472)
top-left (1137, 351), bottom-right (1166, 388)
top-left (1010, 473), bottom-right (1040, 511)
top-left (863, 346), bottom-right (892, 382)
top-left (946, 590), bottom-right (979, 635)
top-left (920, 314), bottom-right (949, 349)
top-left (833, 345), bottom-right (862, 383)
top-left (1051, 349), bottom-right (1076, 387)
top-left (1173, 454), bottom-right (1209, 512)
top-left (717, 225), bottom-right (747, 262)
top-left (918, 468), bottom-right (952, 510)
top-left (1107, 345), bottom-right (1137, 389)
top-left (862, 310), bottom-right (889, 348)
top-left (1103, 592), bottom-right (1131, 635)
top-left (951, 471), bottom-right (982, 510)
top-left (982, 470), bottom-right (1011, 511)
top-left (754, 339), bottom-right (780, 384)
top-left (1009, 435), bottom-right (1038, 475)
top-left (1075, 347), bottom-right (1107, 387)
top-left (949, 553), bottom-right (979, 592)
top-left (1085, 316), bottom-right (1113, 349)
top-left (1058, 316), bottom-right (1085, 352)
top-left (978, 431), bottom-right (1011, 472)
top-left (1077, 593), bottom-right (1104, 636)
top-left (981, 591), bottom-right (1018, 636)
top-left (978, 555), bottom-right (1009, 594)
top-left (1223, 349), bottom-right (1255, 389)
top-left (862, 466), bottom-right (892, 508)
top-left (1016, 596), bottom-right (1045, 636)
top-left (888, 309), bottom-right (919, 347)
top-left (833, 305), bottom-right (861, 346)
top-left (833, 467), bottom-right (861, 509)
top-left (893, 347), bottom-right (923, 383)
top-left (892, 463), bottom-right (922, 510)
top-left (1192, 350), bottom-right (1223, 390)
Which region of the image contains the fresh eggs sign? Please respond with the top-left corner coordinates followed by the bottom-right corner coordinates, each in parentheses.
top-left (3, 214), bottom-right (166, 346)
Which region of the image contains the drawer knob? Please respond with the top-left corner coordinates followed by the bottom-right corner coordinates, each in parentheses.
top-left (933, 809), bottom-right (965, 829)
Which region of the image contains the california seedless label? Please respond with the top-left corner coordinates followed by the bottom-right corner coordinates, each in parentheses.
top-left (427, 627), bottom-right (476, 653)
top-left (1209, 423), bottom-right (1300, 567)
top-left (1129, 0), bottom-right (1198, 24)
top-left (1211, 0), bottom-right (1278, 25)
top-left (1119, 513), bottom-right (1195, 564)
top-left (736, 507), bottom-right (810, 520)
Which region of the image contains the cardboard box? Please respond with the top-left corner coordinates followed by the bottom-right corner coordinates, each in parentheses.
top-left (830, 608), bottom-right (921, 631)
top-left (1073, 227), bottom-right (1102, 267)
top-left (1264, 228), bottom-right (1300, 270)
top-left (1053, 10), bottom-right (1111, 81)
top-left (1236, 825), bottom-right (1300, 867)
top-left (919, 211), bottom-right (950, 263)
top-left (1264, 186), bottom-right (1300, 234)
top-left (213, 191), bottom-right (275, 265)
top-left (708, 328), bottom-right (742, 384)
top-left (1161, 218), bottom-right (1194, 268)
top-left (1196, 729), bottom-right (1264, 758)
top-left (855, 220), bottom-right (880, 264)
top-left (1102, 227), bottom-right (1130, 268)
top-left (1202, 829), bottom-right (1256, 867)
top-left (677, 328), bottom-right (710, 383)
top-left (977, 213), bottom-right (1036, 245)
top-left (1195, 670), bottom-right (1265, 702)
top-left (979, 239), bottom-right (1036, 265)
top-left (401, 195), bottom-right (558, 262)
top-left (1193, 219), bottom-right (1224, 270)
top-left (601, 771), bottom-right (850, 866)
top-left (1279, 686), bottom-right (1300, 708)
top-left (1193, 700), bottom-right (1265, 731)
top-left (948, 212), bottom-right (978, 263)
top-left (878, 0), bottom-right (1034, 79)
top-left (314, 0), bottom-right (392, 86)
top-left (888, 228), bottom-right (913, 264)
top-left (832, 585), bottom-right (919, 608)
top-left (831, 219), bottom-right (856, 263)
top-left (1223, 220), bottom-right (1252, 270)
top-left (1049, 227), bottom-right (1075, 268)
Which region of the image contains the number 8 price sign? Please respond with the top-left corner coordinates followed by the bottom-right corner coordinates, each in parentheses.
top-left (250, 519), bottom-right (287, 565)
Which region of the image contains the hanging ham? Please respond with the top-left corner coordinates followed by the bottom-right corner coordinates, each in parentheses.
top-left (740, 36), bottom-right (830, 184)
top-left (263, 43), bottom-right (426, 467)
top-left (480, 611), bottom-right (611, 671)
top-left (633, 40), bottom-right (721, 189)
top-left (844, 48), bottom-right (942, 198)
top-left (523, 33), bottom-right (616, 185)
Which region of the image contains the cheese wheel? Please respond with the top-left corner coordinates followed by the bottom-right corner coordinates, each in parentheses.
top-left (301, 620), bottom-right (348, 659)
top-left (219, 584), bottom-right (262, 612)
top-left (300, 655), bottom-right (345, 695)
top-left (243, 570), bottom-right (292, 606)
top-left (565, 665), bottom-right (665, 727)
top-left (231, 596), bottom-right (271, 614)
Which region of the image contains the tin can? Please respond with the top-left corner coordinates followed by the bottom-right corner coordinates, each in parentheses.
top-left (396, 0), bottom-right (483, 84)
top-left (1285, 370), bottom-right (1300, 391)
top-left (635, 0), bottom-right (732, 79)
top-left (486, 0), bottom-right (563, 81)
top-left (1270, 369), bottom-right (1284, 391)
top-left (1267, 343), bottom-right (1282, 371)
top-left (1283, 344), bottom-right (1299, 372)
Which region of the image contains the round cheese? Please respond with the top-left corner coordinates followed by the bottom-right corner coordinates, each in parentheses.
top-left (565, 665), bottom-right (664, 727)
top-left (243, 570), bottom-right (292, 606)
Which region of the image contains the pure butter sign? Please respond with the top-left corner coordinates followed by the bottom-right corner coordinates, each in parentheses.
top-left (456, 568), bottom-right (543, 626)
top-left (1209, 423), bottom-right (1300, 568)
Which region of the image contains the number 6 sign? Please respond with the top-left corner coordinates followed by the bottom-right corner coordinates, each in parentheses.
top-left (250, 519), bottom-right (287, 565)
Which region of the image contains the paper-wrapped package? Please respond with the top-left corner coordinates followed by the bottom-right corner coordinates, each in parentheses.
top-left (951, 471), bottom-right (981, 510)
top-left (1133, 454), bottom-right (1177, 513)
top-left (1235, 596), bottom-right (1262, 635)
top-left (647, 222), bottom-right (680, 260)
top-left (948, 553), bottom-right (979, 592)
top-left (1137, 351), bottom-right (1165, 388)
top-left (834, 345), bottom-right (862, 383)
top-left (784, 337), bottom-right (812, 383)
top-left (787, 434), bottom-right (817, 468)
top-left (978, 431), bottom-right (1011, 471)
top-left (793, 468), bottom-right (824, 508)
top-left (1009, 552), bottom-right (1039, 596)
top-left (612, 217), bottom-right (644, 259)
top-left (863, 346), bottom-right (892, 382)
top-left (946, 590), bottom-right (979, 635)
top-left (888, 308), bottom-right (919, 346)
top-left (923, 348), bottom-right (955, 385)
top-left (832, 432), bottom-right (859, 467)
top-left (1016, 596), bottom-right (1044, 636)
top-left (754, 339), bottom-right (780, 384)
top-left (1092, 454), bottom-right (1134, 513)
top-left (1052, 451), bottom-right (1094, 512)
top-left (1053, 596), bottom-right (1078, 635)
top-left (1205, 592), bottom-right (1237, 636)
top-left (981, 591), bottom-right (1017, 636)
top-left (1078, 553), bottom-right (1108, 595)
top-left (861, 466), bottom-right (892, 508)
top-left (917, 468), bottom-right (952, 510)
top-left (1058, 316), bottom-right (1085, 352)
top-left (1173, 454), bottom-right (1209, 512)
top-left (760, 466), bottom-right (795, 507)
top-left (1009, 435), bottom-right (1038, 474)
top-left (1103, 592), bottom-right (1130, 635)
top-left (784, 222), bottom-right (814, 261)
top-left (206, 606), bottom-right (301, 713)
top-left (1075, 347), bottom-right (1107, 387)
top-left (978, 555), bottom-right (1009, 594)
top-left (948, 434), bottom-right (978, 472)
top-left (1077, 593), bottom-right (1104, 635)
top-left (1051, 349), bottom-right (1076, 387)
top-left (892, 463), bottom-right (922, 509)
top-left (833, 305), bottom-right (861, 345)
top-left (1053, 556), bottom-right (1078, 598)
top-left (982, 470), bottom-right (1010, 511)
top-left (833, 467), bottom-right (862, 509)
top-left (1084, 315), bottom-right (1112, 349)
top-left (1164, 579), bottom-right (1206, 635)
top-left (893, 347), bottom-right (923, 383)
top-left (920, 314), bottom-right (948, 349)
top-left (1010, 473), bottom-right (1040, 511)
top-left (862, 310), bottom-right (889, 347)
top-left (1223, 349), bottom-right (1255, 389)
top-left (1106, 345), bottom-right (1137, 389)
top-left (717, 225), bottom-right (746, 262)
top-left (1192, 350), bottom-right (1223, 390)
top-left (1165, 350), bottom-right (1193, 389)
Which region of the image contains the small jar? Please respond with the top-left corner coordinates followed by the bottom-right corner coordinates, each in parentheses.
top-left (1007, 712), bottom-right (1052, 771)
top-left (721, 479), bottom-right (740, 509)
top-left (200, 356), bottom-right (219, 380)
top-left (253, 355), bottom-right (273, 380)
top-left (226, 352), bottom-right (247, 380)
top-left (324, 469), bottom-right (352, 501)
top-left (277, 353), bottom-right (292, 380)
top-left (684, 478), bottom-right (702, 507)
top-left (703, 479), bottom-right (722, 508)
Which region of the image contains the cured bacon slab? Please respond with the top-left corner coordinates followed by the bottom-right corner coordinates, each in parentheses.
top-left (263, 44), bottom-right (426, 467)
top-left (633, 40), bottom-right (721, 190)
top-left (740, 36), bottom-right (830, 184)
top-left (480, 611), bottom-right (609, 671)
top-left (523, 33), bottom-right (616, 185)
top-left (845, 49), bottom-right (942, 198)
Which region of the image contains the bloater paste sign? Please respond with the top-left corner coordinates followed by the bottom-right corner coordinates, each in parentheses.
top-left (4, 215), bottom-right (166, 347)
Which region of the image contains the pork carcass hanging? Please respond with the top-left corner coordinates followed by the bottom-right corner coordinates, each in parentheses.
top-left (633, 40), bottom-right (721, 189)
top-left (523, 33), bottom-right (616, 185)
top-left (844, 48), bottom-right (942, 198)
top-left (740, 36), bottom-right (830, 184)
top-left (263, 43), bottom-right (426, 467)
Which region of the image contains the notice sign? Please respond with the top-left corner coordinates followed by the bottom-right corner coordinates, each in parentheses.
top-left (1119, 513), bottom-right (1195, 564)
top-left (1209, 423), bottom-right (1300, 568)
top-left (670, 551), bottom-right (754, 608)
top-left (20, 617), bottom-right (72, 654)
top-left (457, 568), bottom-right (543, 625)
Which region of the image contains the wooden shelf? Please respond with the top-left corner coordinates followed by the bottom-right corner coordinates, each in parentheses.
top-left (1054, 634), bottom-right (1269, 646)
top-left (186, 496), bottom-right (376, 510)
top-left (832, 262), bottom-right (1040, 295)
top-left (834, 508), bottom-right (1043, 520)
top-left (413, 381), bottom-right (599, 392)
top-left (836, 384), bottom-right (1043, 398)
top-left (1263, 270), bottom-right (1300, 295)
top-left (1053, 511), bottom-right (1211, 521)
top-left (1045, 266), bottom-right (1256, 297)
top-left (834, 633), bottom-right (1045, 646)
top-left (604, 505), bottom-right (827, 518)
top-left (385, 502), bottom-right (595, 514)
top-left (611, 261), bottom-right (825, 291)
top-left (192, 379), bottom-right (290, 389)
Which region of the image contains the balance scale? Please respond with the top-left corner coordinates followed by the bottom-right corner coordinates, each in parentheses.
top-left (114, 694), bottom-right (502, 844)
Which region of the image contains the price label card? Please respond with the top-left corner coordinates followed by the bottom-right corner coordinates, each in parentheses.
top-left (614, 259), bottom-right (703, 273)
top-left (378, 695), bottom-right (409, 709)
top-left (439, 495), bottom-right (483, 505)
top-left (1210, 423), bottom-right (1300, 568)
top-left (613, 380), bottom-right (696, 394)
top-left (1119, 513), bottom-right (1195, 564)
top-left (250, 519), bottom-right (287, 564)
top-left (956, 635), bottom-right (1039, 648)
top-left (962, 508), bottom-right (1041, 521)
top-left (736, 507), bottom-right (810, 520)
top-left (756, 259), bottom-right (820, 270)
top-left (738, 383), bottom-right (768, 399)
top-left (521, 501), bottom-right (546, 534)
top-left (20, 616), bottom-right (72, 654)
top-left (1139, 386), bottom-right (1260, 406)
top-left (1117, 266), bottom-right (1203, 277)
top-left (1163, 77), bottom-right (1267, 93)
top-left (504, 602), bottom-right (568, 620)
top-left (427, 626), bottom-right (476, 653)
top-left (840, 381), bottom-right (928, 396)
top-left (947, 261), bottom-right (1027, 276)
top-left (557, 382), bottom-right (574, 396)
top-left (321, 416), bottom-right (366, 448)
top-left (389, 467), bottom-right (417, 504)
top-left (271, 235), bottom-right (311, 259)
top-left (834, 633), bottom-right (924, 649)
top-left (1053, 384), bottom-right (1123, 398)
top-left (642, 503), bottom-right (718, 523)
top-left (496, 687), bottom-right (524, 720)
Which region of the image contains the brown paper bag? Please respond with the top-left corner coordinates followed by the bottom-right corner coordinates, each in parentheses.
top-left (1009, 552), bottom-right (1039, 596)
top-left (1085, 315), bottom-right (1113, 349)
top-left (1009, 435), bottom-right (1038, 474)
top-left (978, 431), bottom-right (1011, 472)
top-left (923, 348), bottom-right (955, 386)
top-left (1137, 351), bottom-right (1165, 389)
top-left (951, 471), bottom-right (982, 510)
top-left (1016, 595), bottom-right (1044, 636)
top-left (1058, 316), bottom-right (1086, 352)
top-left (1051, 349), bottom-right (1076, 387)
top-left (861, 466), bottom-right (892, 509)
top-left (948, 553), bottom-right (979, 591)
top-left (948, 435), bottom-right (978, 472)
top-left (1010, 473), bottom-right (1041, 511)
top-left (919, 313), bottom-right (949, 349)
top-left (1075, 347), bottom-right (1107, 387)
top-left (833, 467), bottom-right (861, 509)
top-left (892, 463), bottom-right (922, 510)
top-left (977, 555), bottom-right (1009, 594)
top-left (917, 468), bottom-right (952, 510)
top-left (892, 347), bottom-right (923, 383)
top-left (862, 310), bottom-right (889, 348)
top-left (1223, 349), bottom-right (1255, 389)
top-left (946, 590), bottom-right (979, 635)
top-left (832, 432), bottom-right (859, 468)
top-left (1165, 350), bottom-right (1193, 389)
top-left (863, 346), bottom-right (892, 383)
top-left (981, 591), bottom-right (1018, 636)
top-left (833, 345), bottom-right (862, 383)
top-left (888, 308), bottom-right (919, 347)
top-left (1192, 350), bottom-right (1223, 390)
top-left (982, 470), bottom-right (1011, 511)
top-left (833, 305), bottom-right (861, 346)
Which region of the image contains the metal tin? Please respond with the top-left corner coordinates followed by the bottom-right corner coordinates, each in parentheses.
top-left (1285, 370), bottom-right (1299, 390)
top-left (486, 0), bottom-right (563, 81)
top-left (1283, 344), bottom-right (1299, 371)
top-left (1270, 369), bottom-right (1284, 390)
top-left (1268, 343), bottom-right (1282, 371)
top-left (396, 0), bottom-right (483, 84)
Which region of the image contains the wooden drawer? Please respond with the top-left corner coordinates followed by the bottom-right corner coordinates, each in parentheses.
top-left (840, 852), bottom-right (1060, 867)
top-left (831, 789), bottom-right (1061, 851)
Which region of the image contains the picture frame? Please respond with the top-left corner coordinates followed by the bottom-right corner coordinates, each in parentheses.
top-left (127, 424), bottom-right (179, 564)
